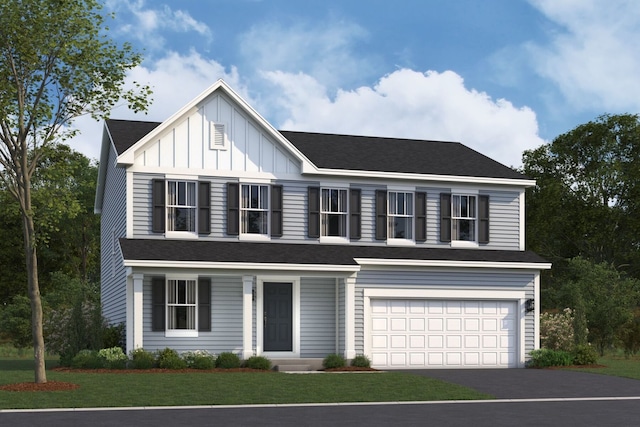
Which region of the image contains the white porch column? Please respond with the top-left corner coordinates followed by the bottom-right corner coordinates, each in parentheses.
top-left (344, 274), bottom-right (357, 359)
top-left (125, 274), bottom-right (134, 354)
top-left (242, 275), bottom-right (254, 359)
top-left (132, 273), bottom-right (144, 351)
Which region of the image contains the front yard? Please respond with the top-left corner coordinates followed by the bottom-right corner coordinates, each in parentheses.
top-left (0, 358), bottom-right (491, 409)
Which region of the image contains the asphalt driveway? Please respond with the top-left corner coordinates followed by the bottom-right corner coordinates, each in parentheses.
top-left (404, 368), bottom-right (640, 399)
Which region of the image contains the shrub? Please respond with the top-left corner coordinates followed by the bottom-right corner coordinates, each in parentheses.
top-left (102, 323), bottom-right (125, 350)
top-left (183, 350), bottom-right (216, 370)
top-left (244, 355), bottom-right (272, 370)
top-left (71, 349), bottom-right (103, 369)
top-left (528, 348), bottom-right (573, 368)
top-left (618, 316), bottom-right (640, 357)
top-left (129, 348), bottom-right (156, 369)
top-left (322, 353), bottom-right (346, 369)
top-left (350, 354), bottom-right (371, 368)
top-left (156, 348), bottom-right (187, 369)
top-left (97, 346), bottom-right (128, 369)
top-left (572, 344), bottom-right (598, 365)
top-left (540, 308), bottom-right (576, 351)
top-left (215, 351), bottom-right (241, 369)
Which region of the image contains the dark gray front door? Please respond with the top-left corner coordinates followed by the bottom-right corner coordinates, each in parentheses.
top-left (264, 282), bottom-right (293, 352)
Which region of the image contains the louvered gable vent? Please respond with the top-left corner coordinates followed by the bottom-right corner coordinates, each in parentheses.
top-left (210, 122), bottom-right (226, 149)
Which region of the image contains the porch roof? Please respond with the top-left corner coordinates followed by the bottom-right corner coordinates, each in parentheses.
top-left (119, 239), bottom-right (549, 269)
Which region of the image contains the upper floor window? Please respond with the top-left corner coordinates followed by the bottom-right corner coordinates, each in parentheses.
top-left (440, 193), bottom-right (489, 244)
top-left (375, 190), bottom-right (426, 242)
top-left (152, 179), bottom-right (211, 235)
top-left (321, 188), bottom-right (348, 237)
top-left (452, 194), bottom-right (476, 241)
top-left (227, 182), bottom-right (283, 238)
top-left (241, 184), bottom-right (269, 234)
top-left (308, 187), bottom-right (361, 240)
top-left (388, 191), bottom-right (413, 239)
top-left (167, 181), bottom-right (196, 232)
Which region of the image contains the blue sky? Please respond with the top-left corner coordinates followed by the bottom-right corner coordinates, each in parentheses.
top-left (70, 0), bottom-right (640, 167)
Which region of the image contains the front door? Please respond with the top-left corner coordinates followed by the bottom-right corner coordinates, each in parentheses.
top-left (263, 282), bottom-right (293, 352)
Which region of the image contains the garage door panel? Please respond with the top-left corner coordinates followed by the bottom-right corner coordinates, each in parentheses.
top-left (370, 299), bottom-right (517, 368)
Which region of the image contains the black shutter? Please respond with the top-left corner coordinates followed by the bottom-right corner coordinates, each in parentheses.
top-left (308, 186), bottom-right (320, 238)
top-left (198, 277), bottom-right (211, 332)
top-left (415, 192), bottom-right (427, 242)
top-left (198, 181), bottom-right (211, 234)
top-left (151, 277), bottom-right (165, 332)
top-left (478, 195), bottom-right (490, 244)
top-left (440, 193), bottom-right (452, 242)
top-left (227, 182), bottom-right (239, 236)
top-left (271, 185), bottom-right (283, 237)
top-left (152, 179), bottom-right (165, 233)
top-left (375, 190), bottom-right (387, 240)
top-left (349, 188), bottom-right (361, 240)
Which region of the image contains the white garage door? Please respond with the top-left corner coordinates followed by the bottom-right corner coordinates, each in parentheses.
top-left (369, 299), bottom-right (517, 368)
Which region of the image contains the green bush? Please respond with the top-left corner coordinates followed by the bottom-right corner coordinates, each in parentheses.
top-left (129, 348), bottom-right (156, 369)
top-left (322, 353), bottom-right (346, 369)
top-left (244, 355), bottom-right (272, 370)
top-left (183, 350), bottom-right (216, 370)
top-left (102, 323), bottom-right (125, 350)
top-left (350, 354), bottom-right (371, 368)
top-left (71, 349), bottom-right (103, 369)
top-left (97, 346), bottom-right (128, 369)
top-left (572, 344), bottom-right (598, 365)
top-left (156, 348), bottom-right (187, 369)
top-left (215, 351), bottom-right (241, 369)
top-left (528, 348), bottom-right (573, 368)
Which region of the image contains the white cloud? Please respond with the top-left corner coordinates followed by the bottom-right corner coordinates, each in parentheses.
top-left (265, 69), bottom-right (544, 168)
top-left (527, 0), bottom-right (640, 112)
top-left (105, 0), bottom-right (212, 51)
top-left (66, 51), bottom-right (244, 161)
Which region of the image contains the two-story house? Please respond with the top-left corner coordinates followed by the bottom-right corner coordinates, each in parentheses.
top-left (95, 79), bottom-right (550, 369)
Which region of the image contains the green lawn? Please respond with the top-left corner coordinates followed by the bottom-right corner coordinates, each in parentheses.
top-left (567, 355), bottom-right (640, 380)
top-left (0, 358), bottom-right (491, 409)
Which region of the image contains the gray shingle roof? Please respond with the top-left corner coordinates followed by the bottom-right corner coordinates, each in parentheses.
top-left (119, 239), bottom-right (548, 266)
top-left (281, 130), bottom-right (526, 179)
top-left (104, 120), bottom-right (528, 180)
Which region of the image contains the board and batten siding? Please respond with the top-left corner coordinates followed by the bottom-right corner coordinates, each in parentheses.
top-left (354, 269), bottom-right (536, 356)
top-left (100, 145), bottom-right (128, 325)
top-left (299, 278), bottom-right (337, 357)
top-left (142, 275), bottom-right (244, 353)
top-left (132, 93), bottom-right (300, 175)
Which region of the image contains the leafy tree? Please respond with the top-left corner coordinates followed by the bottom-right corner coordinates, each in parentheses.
top-left (557, 258), bottom-right (639, 355)
top-left (0, 0), bottom-right (150, 383)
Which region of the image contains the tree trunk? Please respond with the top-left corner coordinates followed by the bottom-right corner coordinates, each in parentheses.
top-left (18, 170), bottom-right (47, 383)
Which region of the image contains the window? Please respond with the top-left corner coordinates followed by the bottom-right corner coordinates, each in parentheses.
top-left (321, 188), bottom-right (348, 237)
top-left (452, 195), bottom-right (476, 241)
top-left (375, 190), bottom-right (426, 241)
top-left (227, 183), bottom-right (282, 237)
top-left (241, 184), bottom-right (269, 234)
top-left (388, 191), bottom-right (413, 239)
top-left (167, 181), bottom-right (196, 232)
top-left (167, 279), bottom-right (197, 331)
top-left (152, 277), bottom-right (211, 335)
top-left (440, 193), bottom-right (489, 244)
top-left (152, 179), bottom-right (211, 235)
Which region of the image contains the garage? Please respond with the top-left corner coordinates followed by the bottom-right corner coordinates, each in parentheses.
top-left (369, 299), bottom-right (517, 368)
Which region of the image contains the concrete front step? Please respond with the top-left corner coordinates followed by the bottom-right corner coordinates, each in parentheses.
top-left (274, 364), bottom-right (311, 372)
top-left (271, 358), bottom-right (323, 371)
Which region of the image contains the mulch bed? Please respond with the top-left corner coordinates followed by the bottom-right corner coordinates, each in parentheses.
top-left (0, 381), bottom-right (80, 392)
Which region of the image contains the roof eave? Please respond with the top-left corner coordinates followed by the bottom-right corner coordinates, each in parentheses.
top-left (354, 258), bottom-right (552, 270)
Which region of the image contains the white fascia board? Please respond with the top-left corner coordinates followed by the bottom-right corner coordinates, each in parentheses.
top-left (117, 80), bottom-right (316, 172)
top-left (302, 166), bottom-right (537, 188)
top-left (122, 259), bottom-right (361, 273)
top-left (354, 258), bottom-right (552, 270)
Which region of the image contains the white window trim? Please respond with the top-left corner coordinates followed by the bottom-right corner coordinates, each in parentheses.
top-left (387, 190), bottom-right (415, 242)
top-left (451, 193), bottom-right (478, 245)
top-left (164, 276), bottom-right (199, 338)
top-left (165, 179), bottom-right (198, 237)
top-left (240, 183), bottom-right (270, 237)
top-left (320, 187), bottom-right (349, 239)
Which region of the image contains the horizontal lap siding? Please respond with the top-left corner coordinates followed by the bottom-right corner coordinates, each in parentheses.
top-left (485, 190), bottom-right (520, 250)
top-left (281, 181), bottom-right (310, 242)
top-left (300, 278), bottom-right (336, 357)
top-left (100, 146), bottom-right (127, 325)
top-left (132, 173), bottom-right (154, 237)
top-left (143, 276), bottom-right (243, 353)
top-left (354, 269), bottom-right (536, 359)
